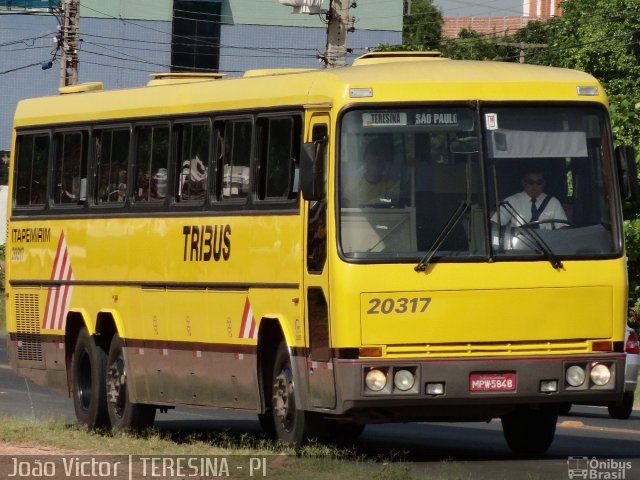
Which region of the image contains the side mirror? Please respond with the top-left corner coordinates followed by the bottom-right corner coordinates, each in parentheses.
top-left (615, 145), bottom-right (640, 201)
top-left (300, 136), bottom-right (327, 201)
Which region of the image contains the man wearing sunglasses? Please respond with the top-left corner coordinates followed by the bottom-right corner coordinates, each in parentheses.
top-left (493, 170), bottom-right (568, 230)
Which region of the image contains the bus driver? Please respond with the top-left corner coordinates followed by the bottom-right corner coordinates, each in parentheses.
top-left (492, 169), bottom-right (568, 230)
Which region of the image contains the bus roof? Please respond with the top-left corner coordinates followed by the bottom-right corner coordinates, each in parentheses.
top-left (13, 58), bottom-right (605, 129)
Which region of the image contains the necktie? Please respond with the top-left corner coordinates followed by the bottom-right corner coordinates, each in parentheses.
top-left (530, 197), bottom-right (539, 228)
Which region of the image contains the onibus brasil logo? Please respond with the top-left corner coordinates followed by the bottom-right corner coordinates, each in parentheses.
top-left (567, 457), bottom-right (632, 479)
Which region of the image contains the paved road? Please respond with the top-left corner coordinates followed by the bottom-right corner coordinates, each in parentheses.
top-left (1, 337), bottom-right (639, 479)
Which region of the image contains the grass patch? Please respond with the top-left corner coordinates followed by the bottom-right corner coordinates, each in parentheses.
top-left (0, 417), bottom-right (440, 479)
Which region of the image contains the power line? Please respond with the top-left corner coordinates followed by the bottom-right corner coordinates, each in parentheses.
top-left (0, 61), bottom-right (43, 75)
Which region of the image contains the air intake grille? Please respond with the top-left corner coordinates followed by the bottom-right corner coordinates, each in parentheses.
top-left (15, 293), bottom-right (43, 362)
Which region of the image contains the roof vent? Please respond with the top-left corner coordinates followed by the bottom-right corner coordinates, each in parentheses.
top-left (243, 68), bottom-right (315, 78)
top-left (58, 82), bottom-right (104, 95)
top-left (147, 72), bottom-right (225, 86)
top-left (353, 51), bottom-right (446, 66)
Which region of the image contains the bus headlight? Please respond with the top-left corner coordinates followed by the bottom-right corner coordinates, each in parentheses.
top-left (365, 369), bottom-right (387, 392)
top-left (566, 365), bottom-right (586, 387)
top-left (393, 369), bottom-right (415, 391)
top-left (590, 363), bottom-right (611, 386)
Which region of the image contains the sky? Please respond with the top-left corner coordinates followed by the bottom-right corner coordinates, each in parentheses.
top-left (433, 0), bottom-right (525, 18)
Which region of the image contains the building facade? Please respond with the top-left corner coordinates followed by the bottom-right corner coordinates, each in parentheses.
top-left (0, 0), bottom-right (403, 150)
top-left (435, 0), bottom-right (560, 38)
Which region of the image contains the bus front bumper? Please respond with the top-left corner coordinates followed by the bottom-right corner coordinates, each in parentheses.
top-left (329, 353), bottom-right (625, 421)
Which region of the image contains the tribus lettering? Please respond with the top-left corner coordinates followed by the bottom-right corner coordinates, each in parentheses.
top-left (182, 225), bottom-right (231, 262)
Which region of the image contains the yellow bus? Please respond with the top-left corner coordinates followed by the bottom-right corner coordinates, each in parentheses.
top-left (6, 52), bottom-right (638, 455)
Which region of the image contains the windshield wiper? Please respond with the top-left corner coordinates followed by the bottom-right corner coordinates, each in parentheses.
top-left (500, 201), bottom-right (563, 270)
top-left (415, 201), bottom-right (469, 272)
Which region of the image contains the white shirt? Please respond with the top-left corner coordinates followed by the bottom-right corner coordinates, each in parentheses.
top-left (492, 191), bottom-right (568, 230)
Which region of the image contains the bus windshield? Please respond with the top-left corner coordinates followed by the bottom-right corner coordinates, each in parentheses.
top-left (338, 105), bottom-right (619, 261)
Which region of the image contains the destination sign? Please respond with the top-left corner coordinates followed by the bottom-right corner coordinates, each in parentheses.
top-left (362, 110), bottom-right (465, 128)
top-left (362, 112), bottom-right (407, 126)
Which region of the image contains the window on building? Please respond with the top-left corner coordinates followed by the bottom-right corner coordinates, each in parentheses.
top-left (172, 0), bottom-right (221, 72)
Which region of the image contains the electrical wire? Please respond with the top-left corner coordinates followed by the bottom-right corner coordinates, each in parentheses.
top-left (0, 61), bottom-right (43, 75)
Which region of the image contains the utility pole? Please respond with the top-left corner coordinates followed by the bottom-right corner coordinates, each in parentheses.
top-left (59, 0), bottom-right (80, 87)
top-left (279, 0), bottom-right (354, 68)
top-left (323, 0), bottom-right (354, 68)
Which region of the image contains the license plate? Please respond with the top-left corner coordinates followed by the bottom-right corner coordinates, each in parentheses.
top-left (469, 372), bottom-right (517, 392)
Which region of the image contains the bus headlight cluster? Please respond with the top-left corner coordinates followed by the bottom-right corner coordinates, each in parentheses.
top-left (565, 362), bottom-right (614, 389)
top-left (364, 366), bottom-right (418, 394)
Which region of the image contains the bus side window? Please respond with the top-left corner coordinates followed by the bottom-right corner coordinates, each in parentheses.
top-left (95, 128), bottom-right (130, 205)
top-left (53, 131), bottom-right (88, 205)
top-left (176, 121), bottom-right (210, 203)
top-left (15, 134), bottom-right (49, 207)
top-left (256, 116), bottom-right (301, 201)
top-left (134, 124), bottom-right (169, 204)
top-left (215, 119), bottom-right (252, 201)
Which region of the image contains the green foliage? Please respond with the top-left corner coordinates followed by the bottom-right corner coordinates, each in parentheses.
top-left (441, 29), bottom-right (511, 61)
top-left (402, 0), bottom-right (443, 50)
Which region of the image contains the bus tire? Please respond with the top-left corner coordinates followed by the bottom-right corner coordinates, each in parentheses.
top-left (608, 392), bottom-right (634, 420)
top-left (501, 407), bottom-right (557, 457)
top-left (270, 341), bottom-right (322, 446)
top-left (106, 334), bottom-right (156, 431)
top-left (71, 327), bottom-right (110, 428)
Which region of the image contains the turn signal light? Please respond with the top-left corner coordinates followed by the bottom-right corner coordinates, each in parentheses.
top-left (359, 347), bottom-right (382, 358)
top-left (592, 341), bottom-right (612, 352)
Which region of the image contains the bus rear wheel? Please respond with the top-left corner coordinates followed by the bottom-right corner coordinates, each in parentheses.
top-left (270, 341), bottom-right (322, 446)
top-left (71, 327), bottom-right (109, 428)
top-left (106, 334), bottom-right (156, 431)
top-left (501, 406), bottom-right (557, 456)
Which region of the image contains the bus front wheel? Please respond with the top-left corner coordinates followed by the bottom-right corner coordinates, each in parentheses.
top-left (71, 327), bottom-right (109, 428)
top-left (501, 406), bottom-right (557, 456)
top-left (270, 341), bottom-right (322, 446)
top-left (106, 334), bottom-right (156, 431)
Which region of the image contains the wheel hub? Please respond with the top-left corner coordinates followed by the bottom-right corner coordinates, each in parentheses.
top-left (273, 368), bottom-right (294, 431)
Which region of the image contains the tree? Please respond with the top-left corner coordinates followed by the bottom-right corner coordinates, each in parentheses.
top-left (441, 29), bottom-right (511, 61)
top-left (402, 0), bottom-right (443, 50)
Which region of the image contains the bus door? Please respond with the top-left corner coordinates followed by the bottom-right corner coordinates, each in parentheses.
top-left (303, 113), bottom-right (336, 409)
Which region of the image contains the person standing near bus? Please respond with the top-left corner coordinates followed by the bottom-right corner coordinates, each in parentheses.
top-left (493, 169), bottom-right (568, 230)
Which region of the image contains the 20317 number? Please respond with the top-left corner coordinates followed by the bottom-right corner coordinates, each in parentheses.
top-left (367, 297), bottom-right (431, 315)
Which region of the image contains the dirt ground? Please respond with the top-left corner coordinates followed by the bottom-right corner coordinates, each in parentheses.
top-left (0, 441), bottom-right (88, 455)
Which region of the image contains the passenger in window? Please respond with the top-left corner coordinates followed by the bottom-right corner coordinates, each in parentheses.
top-left (181, 155), bottom-right (207, 200)
top-left (342, 137), bottom-right (400, 206)
top-left (492, 170), bottom-right (568, 230)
